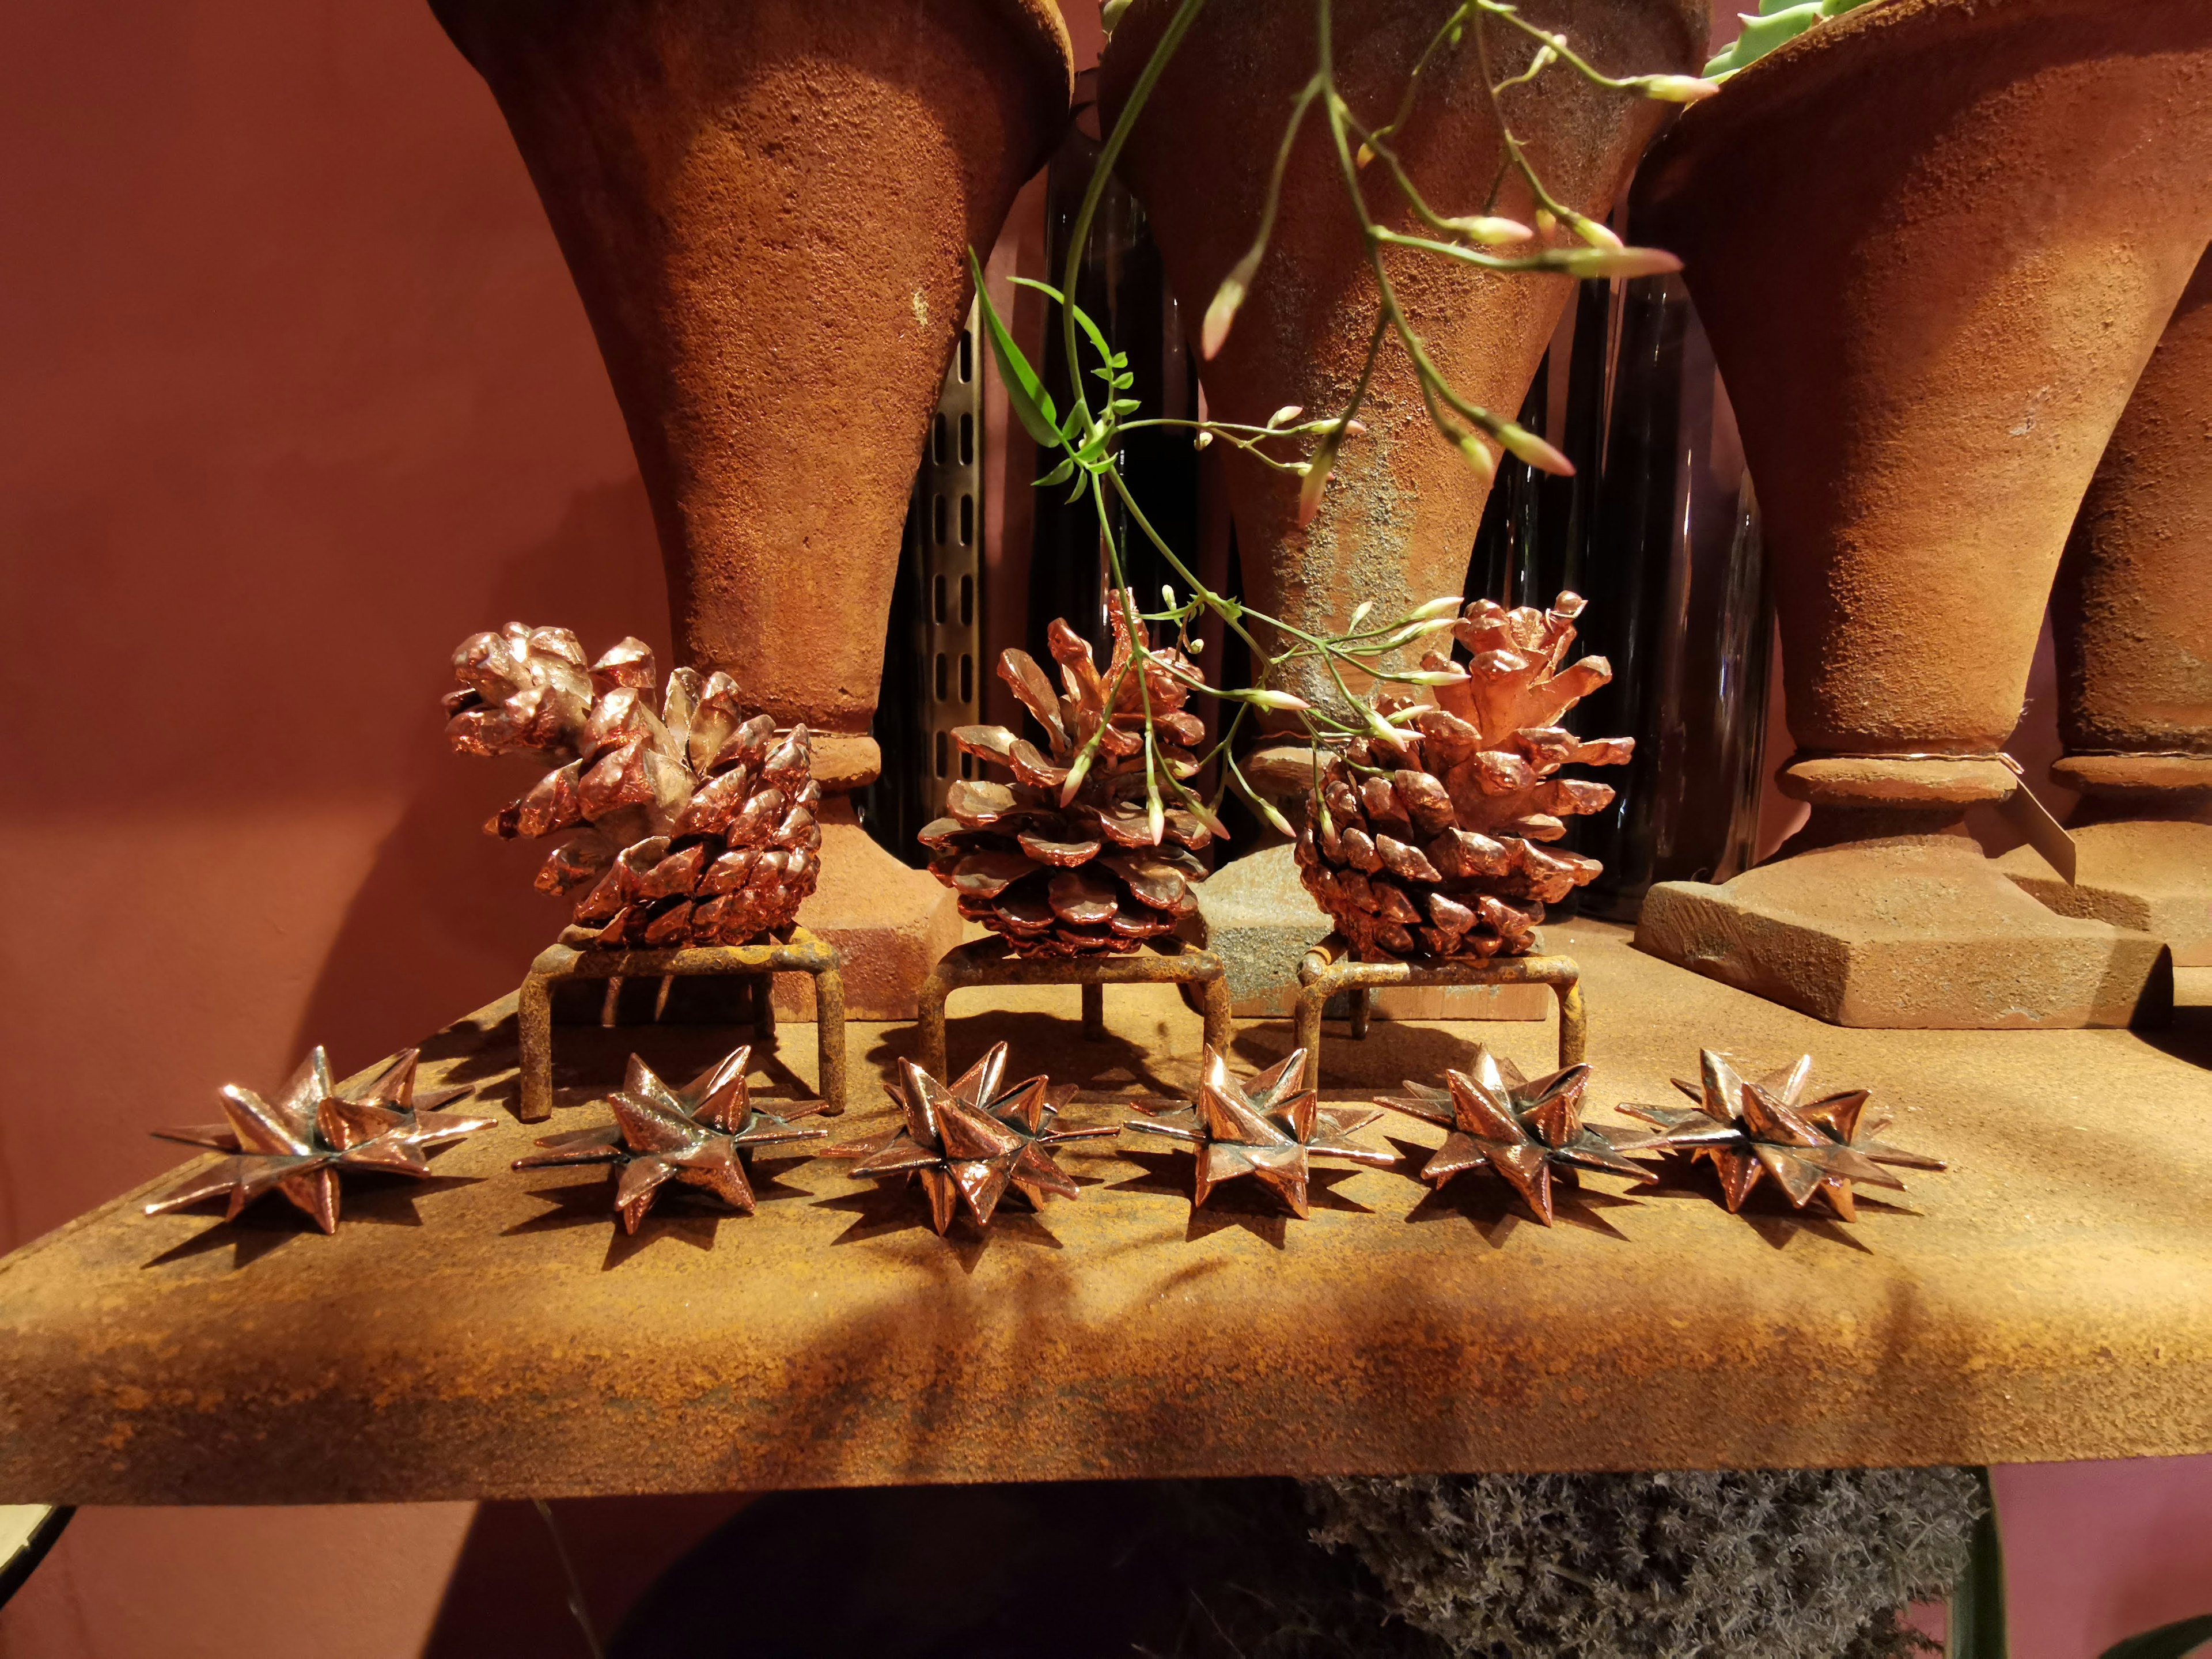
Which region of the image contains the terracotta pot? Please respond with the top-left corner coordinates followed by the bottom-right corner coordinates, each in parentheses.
top-left (2052, 251), bottom-right (2212, 806)
top-left (433, 0), bottom-right (1073, 1017)
top-left (1100, 0), bottom-right (1705, 715)
top-left (1631, 0), bottom-right (2212, 1027)
top-left (431, 0), bottom-right (1072, 778)
top-left (2003, 251), bottom-right (2212, 964)
top-left (1638, 0), bottom-right (2212, 797)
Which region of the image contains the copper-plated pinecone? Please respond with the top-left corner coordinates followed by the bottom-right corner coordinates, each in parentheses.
top-left (1293, 593), bottom-right (1633, 961)
top-left (919, 597), bottom-right (1213, 957)
top-left (444, 622), bottom-right (821, 949)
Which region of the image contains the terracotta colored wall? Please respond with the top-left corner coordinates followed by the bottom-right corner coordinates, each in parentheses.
top-left (0, 2), bottom-right (2205, 1654)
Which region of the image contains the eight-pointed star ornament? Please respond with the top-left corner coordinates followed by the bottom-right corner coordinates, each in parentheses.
top-left (1124, 1046), bottom-right (1395, 1217)
top-left (821, 1041), bottom-right (1113, 1233)
top-left (1619, 1050), bottom-right (1945, 1220)
top-left (514, 1045), bottom-right (828, 1232)
top-left (145, 1047), bottom-right (493, 1234)
top-left (1374, 1048), bottom-right (1658, 1225)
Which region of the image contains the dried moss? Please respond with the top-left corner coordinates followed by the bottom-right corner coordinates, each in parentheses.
top-left (1303, 1468), bottom-right (1983, 1659)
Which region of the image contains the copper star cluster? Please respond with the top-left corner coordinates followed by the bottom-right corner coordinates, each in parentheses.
top-left (514, 1045), bottom-right (828, 1232)
top-left (146, 1048), bottom-right (493, 1234)
top-left (823, 1042), bottom-right (1115, 1232)
top-left (1620, 1050), bottom-right (1945, 1219)
top-left (1376, 1050), bottom-right (1657, 1225)
top-left (1126, 1046), bottom-right (1395, 1217)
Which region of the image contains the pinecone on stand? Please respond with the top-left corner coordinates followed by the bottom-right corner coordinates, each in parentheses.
top-left (919, 599), bottom-right (1213, 957)
top-left (1293, 593), bottom-right (1631, 961)
top-left (444, 622), bottom-right (821, 949)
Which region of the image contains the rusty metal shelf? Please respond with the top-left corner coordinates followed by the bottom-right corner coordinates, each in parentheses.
top-left (2, 921), bottom-right (2206, 1505)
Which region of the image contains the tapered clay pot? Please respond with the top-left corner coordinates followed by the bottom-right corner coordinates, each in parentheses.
top-left (1630, 0), bottom-right (2212, 1028)
top-left (1100, 0), bottom-right (1705, 718)
top-left (432, 0), bottom-right (1073, 1015)
top-left (2001, 252), bottom-right (2212, 965)
top-left (1102, 0), bottom-right (1702, 1009)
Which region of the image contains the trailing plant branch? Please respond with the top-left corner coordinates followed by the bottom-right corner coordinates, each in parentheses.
top-left (969, 0), bottom-right (1708, 847)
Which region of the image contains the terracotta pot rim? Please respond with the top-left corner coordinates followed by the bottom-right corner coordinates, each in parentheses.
top-left (1650, 0), bottom-right (2207, 180)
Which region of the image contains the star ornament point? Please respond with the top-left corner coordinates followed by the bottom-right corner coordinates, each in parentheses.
top-left (1376, 1049), bottom-right (1656, 1225)
top-left (1619, 1048), bottom-right (1945, 1221)
top-left (145, 1047), bottom-right (494, 1234)
top-left (822, 1042), bottom-right (1111, 1233)
top-left (1126, 1046), bottom-right (1393, 1218)
top-left (514, 1044), bottom-right (830, 1232)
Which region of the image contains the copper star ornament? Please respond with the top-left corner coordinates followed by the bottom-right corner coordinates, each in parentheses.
top-left (146, 1047), bottom-right (493, 1234)
top-left (1375, 1050), bottom-right (1657, 1225)
top-left (1619, 1050), bottom-right (1946, 1220)
top-left (822, 1042), bottom-right (1113, 1233)
top-left (1124, 1046), bottom-right (1395, 1217)
top-left (513, 1045), bottom-right (828, 1232)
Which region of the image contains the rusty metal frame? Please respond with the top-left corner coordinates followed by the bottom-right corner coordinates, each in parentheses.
top-left (916, 937), bottom-right (1233, 1082)
top-left (517, 929), bottom-right (846, 1122)
top-left (1294, 936), bottom-right (1585, 1088)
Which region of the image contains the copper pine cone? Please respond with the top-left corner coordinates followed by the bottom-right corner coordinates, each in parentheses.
top-left (1293, 593), bottom-right (1632, 961)
top-left (920, 596), bottom-right (1213, 957)
top-left (443, 623), bottom-right (822, 949)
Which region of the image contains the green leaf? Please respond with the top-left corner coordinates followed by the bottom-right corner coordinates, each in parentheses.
top-left (2098, 1616), bottom-right (2212, 1659)
top-left (1109, 397), bottom-right (1142, 416)
top-left (1113, 372), bottom-right (1135, 389)
top-left (1035, 455), bottom-right (1077, 488)
top-left (1010, 275), bottom-right (1067, 304)
top-left (969, 247), bottom-right (1058, 446)
top-left (1067, 301), bottom-right (1118, 379)
top-left (1948, 1469), bottom-right (2008, 1659)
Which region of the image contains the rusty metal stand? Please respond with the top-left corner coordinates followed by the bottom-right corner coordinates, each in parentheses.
top-left (916, 937), bottom-right (1234, 1082)
top-left (517, 927), bottom-right (846, 1123)
top-left (1294, 935), bottom-right (1586, 1089)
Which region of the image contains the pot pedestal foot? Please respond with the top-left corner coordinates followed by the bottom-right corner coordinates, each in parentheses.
top-left (776, 804), bottom-right (960, 1021)
top-left (1999, 819), bottom-right (2212, 968)
top-left (1191, 844), bottom-right (1551, 1022)
top-left (1636, 831), bottom-right (2172, 1028)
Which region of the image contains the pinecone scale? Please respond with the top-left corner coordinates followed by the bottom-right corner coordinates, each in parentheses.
top-left (921, 600), bottom-right (1213, 957)
top-left (445, 622), bottom-right (821, 949)
top-left (1295, 593), bottom-right (1633, 961)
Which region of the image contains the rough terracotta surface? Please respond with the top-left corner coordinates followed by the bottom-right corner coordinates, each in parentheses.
top-left (1638, 832), bottom-right (2171, 1029)
top-left (2002, 254), bottom-right (2212, 967)
top-left (1100, 0), bottom-right (1704, 713)
top-left (1632, 0), bottom-right (2212, 1026)
top-left (1639, 0), bottom-right (2212, 764)
top-left (780, 807), bottom-right (965, 1021)
top-left (431, 0), bottom-right (1073, 741)
top-left (1999, 822), bottom-right (2212, 969)
top-left (2054, 251), bottom-right (2212, 770)
top-left (3, 921), bottom-right (2209, 1505)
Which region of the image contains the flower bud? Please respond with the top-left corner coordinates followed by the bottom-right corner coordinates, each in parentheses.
top-left (1498, 422), bottom-right (1575, 476)
top-left (1240, 688), bottom-right (1313, 712)
top-left (1444, 214), bottom-right (1533, 247)
top-left (1349, 600), bottom-right (1375, 631)
top-left (1573, 217), bottom-right (1625, 251)
top-left (1267, 404), bottom-right (1305, 429)
top-left (1057, 749), bottom-right (1092, 807)
top-left (1556, 245), bottom-right (1684, 280)
top-left (1412, 594), bottom-right (1467, 620)
top-left (1635, 72), bottom-right (1722, 102)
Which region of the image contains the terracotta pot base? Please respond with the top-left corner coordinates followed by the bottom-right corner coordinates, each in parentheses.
top-left (1187, 844), bottom-right (1550, 1020)
top-left (1637, 832), bottom-right (2172, 1028)
top-left (1997, 820), bottom-right (2212, 969)
top-left (772, 805), bottom-right (961, 1021)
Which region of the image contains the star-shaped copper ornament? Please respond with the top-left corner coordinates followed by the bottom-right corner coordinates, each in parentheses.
top-left (1619, 1050), bottom-right (1945, 1220)
top-left (145, 1047), bottom-right (493, 1234)
top-left (1374, 1049), bottom-right (1658, 1225)
top-left (1124, 1046), bottom-right (1395, 1217)
top-left (514, 1045), bottom-right (828, 1232)
top-left (821, 1042), bottom-right (1113, 1233)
